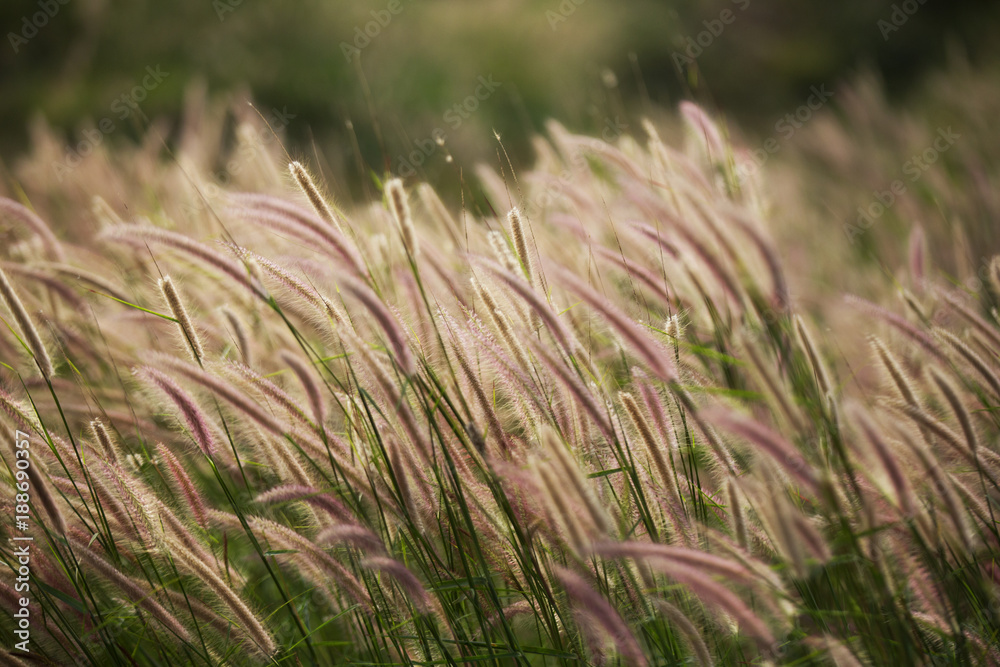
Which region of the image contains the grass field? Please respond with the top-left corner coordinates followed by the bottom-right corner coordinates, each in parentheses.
top-left (0, 65), bottom-right (999, 666)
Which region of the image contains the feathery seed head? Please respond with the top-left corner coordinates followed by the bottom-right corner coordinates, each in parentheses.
top-left (90, 419), bottom-right (118, 462)
top-left (0, 265), bottom-right (54, 377)
top-left (507, 206), bottom-right (533, 283)
top-left (289, 160), bottom-right (341, 232)
top-left (386, 178), bottom-right (418, 257)
top-left (159, 276), bottom-right (204, 363)
top-left (487, 230), bottom-right (520, 272)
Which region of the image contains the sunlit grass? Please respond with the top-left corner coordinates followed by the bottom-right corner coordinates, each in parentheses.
top-left (1, 74), bottom-right (999, 666)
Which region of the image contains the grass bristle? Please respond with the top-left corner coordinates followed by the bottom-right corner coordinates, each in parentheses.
top-left (1, 91), bottom-right (999, 667)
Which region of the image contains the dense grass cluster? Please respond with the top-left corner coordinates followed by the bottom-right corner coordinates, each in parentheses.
top-left (1, 89), bottom-right (999, 666)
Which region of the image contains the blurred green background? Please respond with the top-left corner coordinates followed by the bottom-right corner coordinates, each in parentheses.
top-left (2, 0), bottom-right (998, 197)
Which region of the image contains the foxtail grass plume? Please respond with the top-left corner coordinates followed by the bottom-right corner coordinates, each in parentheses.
top-left (339, 274), bottom-right (416, 376)
top-left (69, 532), bottom-right (192, 642)
top-left (221, 305), bottom-right (252, 365)
top-left (702, 405), bottom-right (821, 494)
top-left (934, 327), bottom-right (1000, 399)
top-left (157, 443), bottom-right (208, 527)
top-left (679, 101), bottom-right (726, 163)
top-left (167, 536), bottom-right (277, 657)
top-left (989, 256), bottom-right (1000, 298)
top-left (793, 315), bottom-right (831, 398)
top-left (386, 178), bottom-right (418, 258)
top-left (0, 197), bottom-right (65, 261)
top-left (507, 206), bottom-right (533, 283)
top-left (554, 567), bottom-right (649, 667)
top-left (620, 391), bottom-right (679, 502)
top-left (102, 224), bottom-right (267, 299)
top-left (5, 81), bottom-right (1000, 667)
top-left (90, 419), bottom-right (118, 462)
top-left (0, 265), bottom-right (54, 377)
top-left (847, 403), bottom-right (916, 517)
top-left (279, 350), bottom-right (327, 429)
top-left (417, 182), bottom-right (461, 246)
top-left (487, 230), bottom-right (520, 272)
top-left (289, 160), bottom-right (342, 233)
top-left (159, 276), bottom-right (204, 363)
top-left (136, 366), bottom-right (217, 457)
top-left (652, 599), bottom-right (713, 666)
